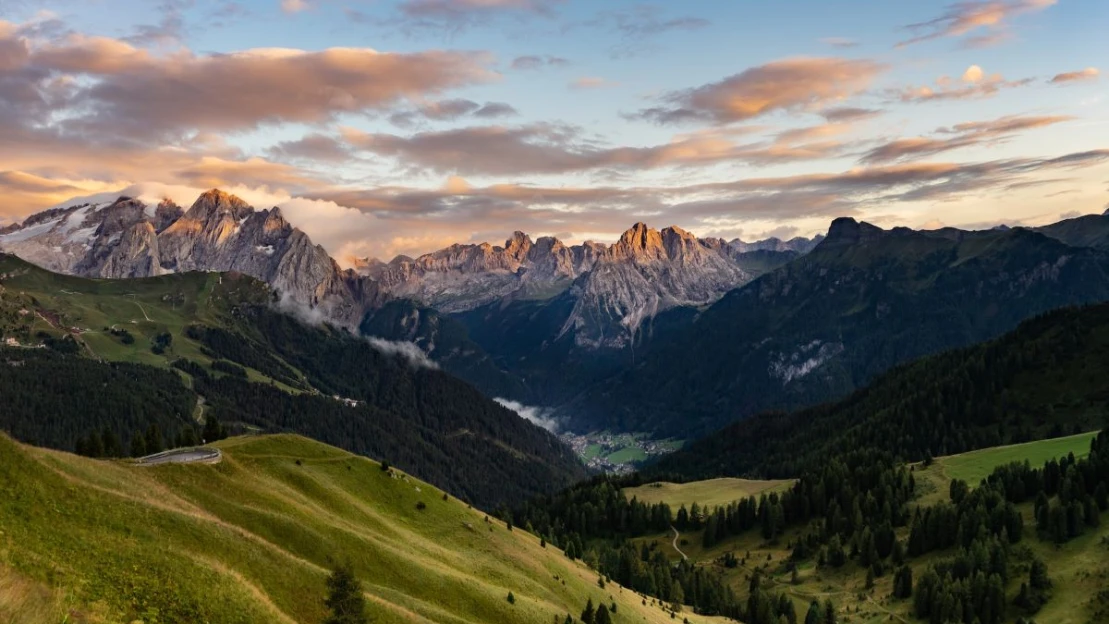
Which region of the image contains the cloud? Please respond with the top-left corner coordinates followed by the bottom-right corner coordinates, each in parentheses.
top-left (636, 57), bottom-right (886, 125)
top-left (266, 134), bottom-right (354, 162)
top-left (510, 54), bottom-right (569, 70)
top-left (892, 65), bottom-right (1033, 102)
top-left (494, 398), bottom-right (561, 432)
top-left (365, 337), bottom-right (439, 369)
top-left (819, 37), bottom-right (859, 48)
top-left (861, 114), bottom-right (1074, 164)
top-left (569, 76), bottom-right (616, 90)
top-left (390, 0), bottom-right (564, 32)
top-left (1051, 67), bottom-right (1099, 84)
top-left (0, 20), bottom-right (497, 143)
top-left (821, 107), bottom-right (882, 122)
top-left (388, 99), bottom-right (518, 127)
top-left (280, 0), bottom-right (310, 13)
top-left (897, 0), bottom-right (1057, 48)
top-left (339, 122), bottom-right (851, 176)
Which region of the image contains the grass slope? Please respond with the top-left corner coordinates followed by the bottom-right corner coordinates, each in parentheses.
top-left (0, 433), bottom-right (726, 624)
top-left (634, 434), bottom-right (1109, 624)
top-left (0, 253), bottom-right (272, 375)
top-left (912, 431), bottom-right (1099, 508)
top-left (623, 478), bottom-right (794, 510)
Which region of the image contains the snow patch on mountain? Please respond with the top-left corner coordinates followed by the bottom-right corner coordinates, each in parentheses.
top-left (769, 340), bottom-right (845, 384)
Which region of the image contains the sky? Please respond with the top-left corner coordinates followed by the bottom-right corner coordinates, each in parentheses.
top-left (0, 0), bottom-right (1106, 263)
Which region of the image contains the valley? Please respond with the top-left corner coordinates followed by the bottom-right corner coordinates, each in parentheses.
top-left (562, 431), bottom-right (685, 473)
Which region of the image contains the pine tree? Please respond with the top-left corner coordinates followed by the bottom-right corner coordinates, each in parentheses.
top-left (595, 603), bottom-right (612, 624)
top-left (145, 424), bottom-right (164, 454)
top-left (203, 415), bottom-right (225, 443)
top-left (130, 433), bottom-right (147, 458)
top-left (323, 561), bottom-right (368, 624)
top-left (805, 600), bottom-right (822, 624)
top-left (581, 598), bottom-right (596, 624)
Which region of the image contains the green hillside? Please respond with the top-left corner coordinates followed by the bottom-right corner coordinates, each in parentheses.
top-left (635, 434), bottom-right (1109, 624)
top-left (651, 302), bottom-right (1109, 480)
top-left (0, 254), bottom-right (586, 507)
top-left (0, 433), bottom-right (728, 624)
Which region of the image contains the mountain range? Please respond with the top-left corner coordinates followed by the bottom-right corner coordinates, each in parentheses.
top-left (6, 189), bottom-right (1109, 442)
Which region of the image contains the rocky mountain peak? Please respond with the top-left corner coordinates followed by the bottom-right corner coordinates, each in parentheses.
top-left (504, 231), bottom-right (533, 261)
top-left (612, 222), bottom-right (666, 261)
top-left (821, 217), bottom-right (885, 248)
top-left (187, 189), bottom-right (253, 222)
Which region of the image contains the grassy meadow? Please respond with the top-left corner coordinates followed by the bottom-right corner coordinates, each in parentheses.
top-left (623, 477), bottom-right (795, 511)
top-left (0, 433), bottom-right (730, 624)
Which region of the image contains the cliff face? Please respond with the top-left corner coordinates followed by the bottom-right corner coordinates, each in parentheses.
top-left (0, 190), bottom-right (371, 326)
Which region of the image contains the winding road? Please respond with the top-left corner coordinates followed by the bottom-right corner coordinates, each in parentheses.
top-left (670, 526), bottom-right (689, 561)
top-left (134, 447), bottom-right (222, 466)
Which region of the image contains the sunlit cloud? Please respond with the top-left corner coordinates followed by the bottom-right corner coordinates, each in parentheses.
top-left (636, 57), bottom-right (886, 125)
top-left (1050, 67), bottom-right (1100, 84)
top-left (892, 65), bottom-right (1033, 102)
top-left (897, 0), bottom-right (1057, 48)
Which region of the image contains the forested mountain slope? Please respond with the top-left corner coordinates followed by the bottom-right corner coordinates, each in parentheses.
top-left (0, 254), bottom-right (584, 506)
top-left (569, 218), bottom-right (1109, 437)
top-left (649, 303), bottom-right (1109, 480)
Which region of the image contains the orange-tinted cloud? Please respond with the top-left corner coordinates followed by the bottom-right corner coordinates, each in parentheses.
top-left (0, 20), bottom-right (497, 143)
top-left (338, 122), bottom-right (851, 176)
top-left (892, 65), bottom-right (1033, 102)
top-left (861, 114), bottom-right (1073, 164)
top-left (1050, 67), bottom-right (1100, 84)
top-left (897, 0), bottom-right (1057, 48)
top-left (637, 57), bottom-right (886, 125)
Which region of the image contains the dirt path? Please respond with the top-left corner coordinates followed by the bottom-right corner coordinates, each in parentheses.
top-left (670, 526), bottom-right (689, 561)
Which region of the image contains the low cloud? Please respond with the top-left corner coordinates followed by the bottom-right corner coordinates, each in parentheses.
top-left (636, 57), bottom-right (886, 125)
top-left (494, 398), bottom-right (562, 433)
top-left (365, 337), bottom-right (439, 369)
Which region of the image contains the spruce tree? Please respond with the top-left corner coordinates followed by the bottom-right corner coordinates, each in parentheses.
top-left (324, 561), bottom-right (368, 624)
top-left (594, 604), bottom-right (612, 624)
top-left (581, 598), bottom-right (595, 624)
top-left (804, 600), bottom-right (822, 624)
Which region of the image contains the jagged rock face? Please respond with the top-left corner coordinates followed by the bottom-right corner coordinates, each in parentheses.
top-left (352, 222), bottom-right (824, 348)
top-left (359, 230), bottom-right (600, 313)
top-left (728, 234), bottom-right (824, 255)
top-left (560, 224), bottom-right (752, 348)
top-left (0, 190), bottom-right (369, 326)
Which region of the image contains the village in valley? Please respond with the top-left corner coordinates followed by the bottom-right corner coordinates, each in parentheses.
top-left (559, 431), bottom-right (684, 473)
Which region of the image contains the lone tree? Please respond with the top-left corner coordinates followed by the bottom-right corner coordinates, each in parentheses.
top-left (324, 560), bottom-right (369, 624)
